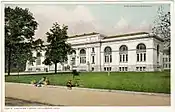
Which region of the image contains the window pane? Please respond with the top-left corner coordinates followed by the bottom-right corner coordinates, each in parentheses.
top-left (144, 53), bottom-right (146, 61)
top-left (126, 54), bottom-right (128, 62)
top-left (36, 58), bottom-right (41, 65)
top-left (136, 67), bottom-right (139, 71)
top-left (125, 67), bottom-right (128, 71)
top-left (140, 53), bottom-right (142, 61)
top-left (140, 67), bottom-right (142, 71)
top-left (92, 56), bottom-right (95, 63)
top-left (72, 57), bottom-right (75, 65)
top-left (123, 55), bottom-right (125, 62)
top-left (80, 57), bottom-right (86, 63)
top-left (106, 56), bottom-right (108, 62)
top-left (120, 55), bottom-right (122, 62)
top-left (137, 54), bottom-right (139, 61)
top-left (122, 67), bottom-right (124, 71)
top-left (92, 47), bottom-right (95, 52)
top-left (110, 55), bottom-right (112, 62)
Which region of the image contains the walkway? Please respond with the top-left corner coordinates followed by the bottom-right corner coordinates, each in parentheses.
top-left (5, 83), bottom-right (170, 106)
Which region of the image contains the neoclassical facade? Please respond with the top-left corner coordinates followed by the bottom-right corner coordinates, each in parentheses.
top-left (25, 32), bottom-right (164, 72)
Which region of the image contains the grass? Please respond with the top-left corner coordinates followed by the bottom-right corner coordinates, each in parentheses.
top-left (5, 71), bottom-right (170, 94)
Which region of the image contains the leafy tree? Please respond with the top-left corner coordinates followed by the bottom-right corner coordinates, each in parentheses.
top-left (5, 6), bottom-right (42, 75)
top-left (152, 6), bottom-right (171, 55)
top-left (43, 22), bottom-right (72, 74)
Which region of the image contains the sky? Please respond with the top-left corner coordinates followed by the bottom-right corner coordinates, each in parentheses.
top-left (6, 3), bottom-right (170, 42)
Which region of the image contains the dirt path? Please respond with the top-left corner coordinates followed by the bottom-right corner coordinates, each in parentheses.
top-left (5, 97), bottom-right (56, 106)
top-left (5, 83), bottom-right (170, 106)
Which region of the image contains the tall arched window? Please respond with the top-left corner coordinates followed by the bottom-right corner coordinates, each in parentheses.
top-left (136, 43), bottom-right (146, 62)
top-left (36, 52), bottom-right (42, 65)
top-left (104, 46), bottom-right (112, 63)
top-left (119, 45), bottom-right (128, 62)
top-left (80, 49), bottom-right (86, 64)
top-left (71, 50), bottom-right (76, 65)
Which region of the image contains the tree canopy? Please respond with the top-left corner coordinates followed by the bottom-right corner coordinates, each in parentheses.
top-left (5, 6), bottom-right (43, 75)
top-left (43, 22), bottom-right (72, 74)
top-left (152, 6), bottom-right (170, 55)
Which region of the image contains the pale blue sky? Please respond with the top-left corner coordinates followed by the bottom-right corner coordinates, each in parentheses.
top-left (59, 4), bottom-right (170, 27)
top-left (6, 3), bottom-right (170, 40)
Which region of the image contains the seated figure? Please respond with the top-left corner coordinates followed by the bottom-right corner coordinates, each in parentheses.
top-left (66, 80), bottom-right (73, 90)
top-left (35, 77), bottom-right (46, 87)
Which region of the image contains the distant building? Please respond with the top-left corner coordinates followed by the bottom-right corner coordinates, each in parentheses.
top-left (163, 53), bottom-right (171, 70)
top-left (25, 32), bottom-right (165, 72)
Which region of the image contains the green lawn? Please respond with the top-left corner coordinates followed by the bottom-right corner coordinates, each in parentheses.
top-left (5, 72), bottom-right (170, 94)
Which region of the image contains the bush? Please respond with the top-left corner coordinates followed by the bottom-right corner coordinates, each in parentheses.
top-left (72, 70), bottom-right (79, 77)
top-left (31, 80), bottom-right (36, 84)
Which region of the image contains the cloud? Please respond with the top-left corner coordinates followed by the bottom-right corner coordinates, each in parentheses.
top-left (107, 17), bottom-right (152, 36)
top-left (29, 5), bottom-right (100, 41)
top-left (6, 4), bottom-right (153, 42)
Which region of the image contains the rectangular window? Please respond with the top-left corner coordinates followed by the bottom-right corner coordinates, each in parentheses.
top-left (140, 67), bottom-right (142, 71)
top-left (136, 67), bottom-right (139, 71)
top-left (144, 53), bottom-right (146, 61)
top-left (143, 67), bottom-right (146, 71)
top-left (120, 55), bottom-right (122, 62)
top-left (92, 47), bottom-right (95, 52)
top-left (105, 56), bottom-right (107, 62)
top-left (163, 58), bottom-right (164, 62)
top-left (105, 56), bottom-right (107, 63)
top-left (105, 56), bottom-right (109, 63)
top-left (72, 57), bottom-right (75, 65)
top-left (166, 58), bottom-right (168, 62)
top-left (110, 55), bottom-right (112, 63)
top-left (140, 53), bottom-right (142, 61)
top-left (126, 54), bottom-right (128, 62)
top-left (119, 67), bottom-right (121, 71)
top-left (137, 54), bottom-right (139, 62)
top-left (123, 55), bottom-right (125, 62)
top-left (122, 67), bottom-right (124, 71)
top-left (169, 57), bottom-right (171, 62)
top-left (36, 58), bottom-right (41, 65)
top-left (169, 64), bottom-right (171, 68)
top-left (109, 67), bottom-right (111, 71)
top-left (92, 67), bottom-right (94, 71)
top-left (125, 67), bottom-right (128, 71)
top-left (80, 57), bottom-right (86, 64)
top-left (36, 68), bottom-right (41, 71)
top-left (28, 68), bottom-right (32, 71)
top-left (92, 56), bottom-right (95, 64)
top-left (104, 67), bottom-right (106, 71)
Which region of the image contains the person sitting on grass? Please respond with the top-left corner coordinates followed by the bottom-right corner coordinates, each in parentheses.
top-left (44, 77), bottom-right (50, 85)
top-left (35, 77), bottom-right (46, 87)
top-left (66, 80), bottom-right (73, 90)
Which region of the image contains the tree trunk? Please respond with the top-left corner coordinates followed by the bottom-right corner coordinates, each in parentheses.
top-left (7, 47), bottom-right (12, 76)
top-left (18, 67), bottom-right (19, 78)
top-left (55, 63), bottom-right (57, 74)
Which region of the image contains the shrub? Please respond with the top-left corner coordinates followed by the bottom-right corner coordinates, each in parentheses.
top-left (31, 80), bottom-right (36, 84)
top-left (72, 70), bottom-right (79, 78)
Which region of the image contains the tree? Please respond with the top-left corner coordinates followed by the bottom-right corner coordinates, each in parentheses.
top-left (43, 22), bottom-right (72, 74)
top-left (5, 6), bottom-right (41, 75)
top-left (152, 6), bottom-right (171, 55)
